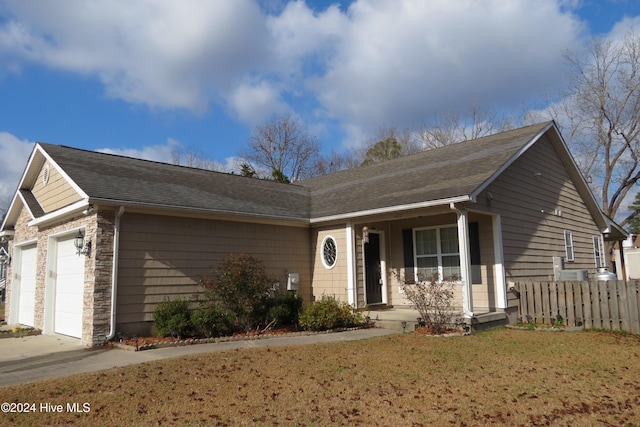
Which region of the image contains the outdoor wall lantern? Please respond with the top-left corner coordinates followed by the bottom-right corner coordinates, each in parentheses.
top-left (74, 229), bottom-right (91, 256)
top-left (362, 226), bottom-right (369, 243)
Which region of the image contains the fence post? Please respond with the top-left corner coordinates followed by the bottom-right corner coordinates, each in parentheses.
top-left (581, 281), bottom-right (592, 329)
top-left (627, 280), bottom-right (640, 334)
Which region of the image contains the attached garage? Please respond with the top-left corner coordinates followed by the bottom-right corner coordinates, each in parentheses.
top-left (52, 236), bottom-right (85, 338)
top-left (16, 244), bottom-right (37, 327)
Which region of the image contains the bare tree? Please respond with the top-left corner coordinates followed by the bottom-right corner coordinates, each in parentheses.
top-left (241, 115), bottom-right (320, 182)
top-left (418, 103), bottom-right (515, 149)
top-left (171, 145), bottom-right (223, 171)
top-left (546, 33), bottom-right (640, 230)
top-left (311, 149), bottom-right (360, 176)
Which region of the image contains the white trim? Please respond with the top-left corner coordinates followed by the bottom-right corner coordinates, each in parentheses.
top-left (346, 223), bottom-right (356, 308)
top-left (451, 204), bottom-right (473, 318)
top-left (37, 145), bottom-right (89, 199)
top-left (413, 224), bottom-right (461, 282)
top-left (309, 196), bottom-right (471, 224)
top-left (492, 215), bottom-right (507, 309)
top-left (564, 230), bottom-right (575, 262)
top-left (27, 199), bottom-right (90, 227)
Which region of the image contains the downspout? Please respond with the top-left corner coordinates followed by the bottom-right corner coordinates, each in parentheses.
top-left (106, 206), bottom-right (125, 341)
top-left (450, 202), bottom-right (474, 318)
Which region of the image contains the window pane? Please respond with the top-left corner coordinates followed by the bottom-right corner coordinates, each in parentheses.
top-left (417, 257), bottom-right (438, 281)
top-left (440, 227), bottom-right (459, 254)
top-left (415, 229), bottom-right (437, 255)
top-left (442, 255), bottom-right (461, 280)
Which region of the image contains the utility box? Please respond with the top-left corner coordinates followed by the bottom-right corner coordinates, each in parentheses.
top-left (287, 273), bottom-right (299, 291)
top-left (558, 269), bottom-right (589, 281)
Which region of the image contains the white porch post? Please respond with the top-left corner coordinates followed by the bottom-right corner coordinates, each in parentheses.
top-left (451, 203), bottom-right (473, 318)
top-left (346, 222), bottom-right (357, 308)
top-left (492, 215), bottom-right (507, 309)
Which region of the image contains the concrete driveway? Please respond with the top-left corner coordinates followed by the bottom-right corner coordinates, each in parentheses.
top-left (0, 328), bottom-right (397, 387)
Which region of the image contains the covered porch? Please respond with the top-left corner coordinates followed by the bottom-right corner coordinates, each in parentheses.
top-left (342, 203), bottom-right (513, 326)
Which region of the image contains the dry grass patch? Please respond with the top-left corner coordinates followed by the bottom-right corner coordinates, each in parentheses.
top-left (2, 328), bottom-right (640, 426)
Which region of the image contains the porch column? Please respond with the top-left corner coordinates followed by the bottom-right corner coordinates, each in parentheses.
top-left (492, 215), bottom-right (507, 309)
top-left (451, 203), bottom-right (473, 318)
top-left (345, 222), bottom-right (357, 308)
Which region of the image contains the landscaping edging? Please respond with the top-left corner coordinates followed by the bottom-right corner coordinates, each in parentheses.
top-left (0, 328), bottom-right (41, 339)
top-left (112, 326), bottom-right (369, 352)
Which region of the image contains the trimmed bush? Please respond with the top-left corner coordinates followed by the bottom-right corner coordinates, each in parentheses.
top-left (265, 290), bottom-right (303, 327)
top-left (153, 297), bottom-right (193, 338)
top-left (199, 253), bottom-right (277, 332)
top-left (191, 305), bottom-right (233, 338)
top-left (299, 295), bottom-right (365, 331)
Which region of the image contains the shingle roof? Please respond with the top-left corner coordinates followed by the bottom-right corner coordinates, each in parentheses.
top-left (36, 121), bottom-right (552, 223)
top-left (299, 121), bottom-right (552, 218)
top-left (39, 144), bottom-right (311, 221)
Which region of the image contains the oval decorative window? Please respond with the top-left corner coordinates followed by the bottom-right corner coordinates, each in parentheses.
top-left (321, 236), bottom-right (338, 269)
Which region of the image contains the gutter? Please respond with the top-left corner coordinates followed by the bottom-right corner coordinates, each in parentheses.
top-left (106, 206), bottom-right (125, 341)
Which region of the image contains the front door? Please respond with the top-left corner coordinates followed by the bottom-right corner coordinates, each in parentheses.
top-left (364, 233), bottom-right (383, 304)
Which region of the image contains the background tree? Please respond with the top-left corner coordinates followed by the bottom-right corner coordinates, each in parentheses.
top-left (240, 115), bottom-right (320, 182)
top-left (171, 144), bottom-right (222, 171)
top-left (543, 33), bottom-right (640, 230)
top-left (628, 191), bottom-right (640, 234)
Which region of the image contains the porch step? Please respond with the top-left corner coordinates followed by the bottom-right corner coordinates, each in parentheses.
top-left (469, 312), bottom-right (508, 331)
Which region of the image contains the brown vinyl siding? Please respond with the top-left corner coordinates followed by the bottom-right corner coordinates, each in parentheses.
top-left (116, 213), bottom-right (311, 334)
top-left (31, 162), bottom-right (81, 213)
top-left (476, 134), bottom-right (601, 281)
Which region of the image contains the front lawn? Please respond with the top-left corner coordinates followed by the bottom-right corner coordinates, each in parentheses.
top-left (2, 328), bottom-right (639, 426)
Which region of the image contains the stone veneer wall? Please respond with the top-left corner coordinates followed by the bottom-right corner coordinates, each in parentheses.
top-left (90, 209), bottom-right (115, 345)
top-left (6, 205), bottom-right (111, 347)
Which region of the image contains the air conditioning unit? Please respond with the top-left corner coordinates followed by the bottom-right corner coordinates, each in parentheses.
top-left (558, 269), bottom-right (589, 281)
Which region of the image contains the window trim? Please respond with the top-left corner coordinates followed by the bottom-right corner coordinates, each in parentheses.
top-left (592, 235), bottom-right (605, 268)
top-left (413, 224), bottom-right (460, 282)
top-left (564, 230), bottom-right (575, 262)
top-left (321, 235), bottom-right (338, 269)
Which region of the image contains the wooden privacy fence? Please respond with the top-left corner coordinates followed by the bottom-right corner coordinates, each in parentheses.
top-left (515, 280), bottom-right (640, 334)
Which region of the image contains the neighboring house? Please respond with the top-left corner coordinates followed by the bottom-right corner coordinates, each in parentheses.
top-left (615, 235), bottom-right (640, 280)
top-left (0, 121), bottom-right (626, 346)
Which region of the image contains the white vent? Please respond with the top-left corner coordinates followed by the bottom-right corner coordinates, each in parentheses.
top-left (558, 269), bottom-right (589, 281)
top-left (42, 164), bottom-right (50, 185)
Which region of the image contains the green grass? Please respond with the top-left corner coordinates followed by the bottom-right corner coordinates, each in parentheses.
top-left (1, 328), bottom-right (640, 426)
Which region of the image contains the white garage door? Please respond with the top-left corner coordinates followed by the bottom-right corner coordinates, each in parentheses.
top-left (54, 237), bottom-right (85, 338)
top-left (17, 245), bottom-right (37, 327)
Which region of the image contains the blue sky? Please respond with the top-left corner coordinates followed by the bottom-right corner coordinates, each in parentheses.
top-left (1, 0), bottom-right (640, 209)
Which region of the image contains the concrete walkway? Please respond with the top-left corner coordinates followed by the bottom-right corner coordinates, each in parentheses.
top-left (0, 328), bottom-right (398, 387)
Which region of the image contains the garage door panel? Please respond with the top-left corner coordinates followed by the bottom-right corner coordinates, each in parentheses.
top-left (54, 238), bottom-right (84, 338)
top-left (17, 246), bottom-right (37, 327)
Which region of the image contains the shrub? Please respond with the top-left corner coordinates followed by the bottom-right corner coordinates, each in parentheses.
top-left (264, 290), bottom-right (303, 328)
top-left (153, 297), bottom-right (193, 338)
top-left (191, 305), bottom-right (233, 338)
top-left (400, 273), bottom-right (456, 334)
top-left (199, 253), bottom-right (277, 331)
top-left (299, 295), bottom-right (365, 331)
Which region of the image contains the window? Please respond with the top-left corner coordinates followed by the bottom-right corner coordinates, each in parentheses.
top-left (564, 230), bottom-right (575, 262)
top-left (414, 226), bottom-right (460, 281)
top-left (593, 235), bottom-right (605, 268)
top-left (321, 236), bottom-right (337, 269)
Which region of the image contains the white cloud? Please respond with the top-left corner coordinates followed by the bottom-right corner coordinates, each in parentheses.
top-left (0, 0), bottom-right (605, 144)
top-left (97, 138), bottom-right (182, 163)
top-left (0, 0), bottom-right (269, 112)
top-left (0, 132), bottom-right (34, 209)
top-left (228, 80), bottom-right (289, 126)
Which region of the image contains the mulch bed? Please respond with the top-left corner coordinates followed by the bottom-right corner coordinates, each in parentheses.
top-left (112, 325), bottom-right (369, 351)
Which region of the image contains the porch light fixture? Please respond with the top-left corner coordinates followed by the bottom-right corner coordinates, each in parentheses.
top-left (74, 229), bottom-right (91, 256)
top-left (362, 226), bottom-right (369, 243)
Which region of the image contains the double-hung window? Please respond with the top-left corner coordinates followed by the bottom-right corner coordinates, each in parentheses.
top-left (593, 235), bottom-right (605, 268)
top-left (564, 230), bottom-right (575, 262)
top-left (414, 226), bottom-right (460, 281)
